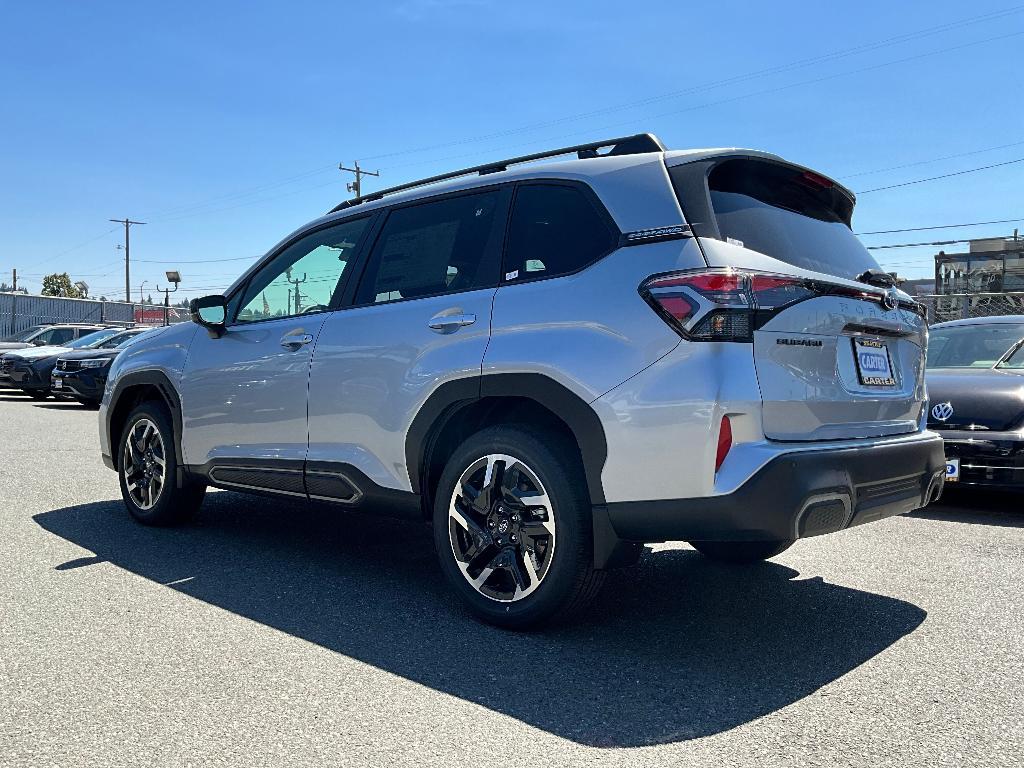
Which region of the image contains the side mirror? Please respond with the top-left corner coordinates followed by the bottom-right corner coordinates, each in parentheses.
top-left (189, 295), bottom-right (228, 338)
top-left (32, 338), bottom-right (46, 346)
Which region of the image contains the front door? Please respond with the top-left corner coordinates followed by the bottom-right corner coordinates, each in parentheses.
top-left (308, 187), bottom-right (509, 496)
top-left (179, 215), bottom-right (373, 473)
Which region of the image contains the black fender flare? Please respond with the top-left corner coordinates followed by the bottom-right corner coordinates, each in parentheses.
top-left (405, 373), bottom-right (608, 505)
top-left (106, 370), bottom-right (185, 467)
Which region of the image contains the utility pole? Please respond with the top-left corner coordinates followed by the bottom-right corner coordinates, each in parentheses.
top-left (338, 161), bottom-right (379, 199)
top-left (110, 217), bottom-right (146, 302)
top-left (285, 266), bottom-right (307, 314)
top-left (11, 268), bottom-right (16, 291)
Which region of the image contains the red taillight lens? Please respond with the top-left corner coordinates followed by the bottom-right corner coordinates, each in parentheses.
top-left (715, 415), bottom-right (733, 472)
top-left (640, 269), bottom-right (815, 341)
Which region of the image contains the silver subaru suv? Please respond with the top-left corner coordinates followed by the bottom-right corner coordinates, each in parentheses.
top-left (99, 133), bottom-right (945, 628)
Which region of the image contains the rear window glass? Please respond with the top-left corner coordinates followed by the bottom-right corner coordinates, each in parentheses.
top-left (705, 159), bottom-right (878, 280)
top-left (927, 323), bottom-right (1024, 368)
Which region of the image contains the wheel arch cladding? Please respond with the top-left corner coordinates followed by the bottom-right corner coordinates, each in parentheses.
top-left (407, 373), bottom-right (608, 516)
top-left (107, 371), bottom-right (185, 466)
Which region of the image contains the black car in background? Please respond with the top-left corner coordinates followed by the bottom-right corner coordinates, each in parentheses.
top-left (926, 316), bottom-right (1024, 489)
top-left (6, 328), bottom-right (146, 401)
top-left (50, 327), bottom-right (154, 406)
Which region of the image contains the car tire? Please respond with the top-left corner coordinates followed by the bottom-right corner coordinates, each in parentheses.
top-left (433, 424), bottom-right (604, 630)
top-left (24, 389), bottom-right (50, 400)
top-left (688, 539), bottom-right (794, 563)
top-left (118, 402), bottom-right (205, 526)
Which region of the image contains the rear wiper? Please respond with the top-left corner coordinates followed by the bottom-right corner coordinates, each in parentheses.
top-left (856, 268), bottom-right (896, 288)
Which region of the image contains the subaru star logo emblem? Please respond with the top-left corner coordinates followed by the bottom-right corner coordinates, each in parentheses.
top-left (882, 289), bottom-right (898, 311)
top-left (931, 402), bottom-right (954, 422)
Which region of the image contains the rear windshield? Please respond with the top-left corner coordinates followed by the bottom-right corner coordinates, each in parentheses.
top-left (926, 323), bottom-right (1024, 368)
top-left (704, 159), bottom-right (878, 279)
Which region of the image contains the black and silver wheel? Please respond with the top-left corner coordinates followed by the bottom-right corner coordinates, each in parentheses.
top-left (118, 402), bottom-right (205, 526)
top-left (688, 539), bottom-right (794, 564)
top-left (433, 425), bottom-right (603, 629)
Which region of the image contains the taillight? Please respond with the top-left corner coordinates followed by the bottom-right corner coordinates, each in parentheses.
top-left (640, 269), bottom-right (816, 341)
top-left (715, 415), bottom-right (733, 473)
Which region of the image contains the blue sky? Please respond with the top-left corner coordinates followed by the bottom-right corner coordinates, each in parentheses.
top-left (1, 0), bottom-right (1021, 299)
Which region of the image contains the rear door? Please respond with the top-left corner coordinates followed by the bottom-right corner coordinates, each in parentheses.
top-left (670, 156), bottom-right (926, 441)
top-left (307, 186), bottom-right (510, 496)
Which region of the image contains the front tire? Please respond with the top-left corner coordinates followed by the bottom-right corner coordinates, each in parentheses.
top-left (24, 389), bottom-right (49, 400)
top-left (118, 402), bottom-right (205, 526)
top-left (688, 539), bottom-right (794, 563)
top-left (433, 425), bottom-right (604, 629)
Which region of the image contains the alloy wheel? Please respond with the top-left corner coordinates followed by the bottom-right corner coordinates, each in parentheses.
top-left (123, 418), bottom-right (167, 511)
top-left (448, 453), bottom-right (556, 602)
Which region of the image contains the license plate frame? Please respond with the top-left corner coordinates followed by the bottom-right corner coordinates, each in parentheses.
top-left (945, 457), bottom-right (960, 483)
top-left (52, 378), bottom-right (62, 390)
top-left (853, 337), bottom-right (897, 387)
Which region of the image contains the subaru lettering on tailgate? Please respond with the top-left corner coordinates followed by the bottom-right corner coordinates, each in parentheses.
top-left (854, 338), bottom-right (896, 386)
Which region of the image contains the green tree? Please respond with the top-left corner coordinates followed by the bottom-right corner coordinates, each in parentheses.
top-left (40, 273), bottom-right (83, 298)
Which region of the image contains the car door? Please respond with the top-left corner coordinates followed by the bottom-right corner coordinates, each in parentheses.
top-left (307, 186), bottom-right (510, 499)
top-left (179, 215), bottom-right (374, 481)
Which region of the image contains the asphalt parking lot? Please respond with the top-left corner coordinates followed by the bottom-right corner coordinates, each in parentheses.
top-left (1, 389), bottom-right (1022, 767)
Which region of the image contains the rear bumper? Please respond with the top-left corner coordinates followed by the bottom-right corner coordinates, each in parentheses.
top-left (939, 429), bottom-right (1024, 489)
top-left (603, 434), bottom-right (946, 543)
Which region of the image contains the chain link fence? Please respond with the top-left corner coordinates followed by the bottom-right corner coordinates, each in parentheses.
top-left (915, 292), bottom-right (1024, 324)
top-left (0, 292), bottom-right (188, 338)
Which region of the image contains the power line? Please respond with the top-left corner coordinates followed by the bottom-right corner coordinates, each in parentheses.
top-left (371, 28), bottom-right (1024, 178)
top-left (358, 6), bottom-right (1024, 163)
top-left (840, 139), bottom-right (1024, 179)
top-left (120, 9), bottom-right (1024, 226)
top-left (856, 218), bottom-right (1024, 235)
top-left (857, 157), bottom-right (1024, 194)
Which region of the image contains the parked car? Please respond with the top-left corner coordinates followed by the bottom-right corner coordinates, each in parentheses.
top-left (925, 316), bottom-right (1024, 489)
top-left (0, 323), bottom-right (109, 351)
top-left (51, 328), bottom-right (155, 406)
top-left (99, 134), bottom-right (945, 628)
top-left (1, 327), bottom-right (125, 398)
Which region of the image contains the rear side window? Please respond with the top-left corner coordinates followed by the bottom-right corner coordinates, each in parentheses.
top-left (504, 184), bottom-right (616, 281)
top-left (679, 159), bottom-right (879, 280)
top-left (356, 190), bottom-right (503, 305)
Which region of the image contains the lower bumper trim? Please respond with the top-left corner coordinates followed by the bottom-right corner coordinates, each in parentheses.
top-left (605, 436), bottom-right (946, 544)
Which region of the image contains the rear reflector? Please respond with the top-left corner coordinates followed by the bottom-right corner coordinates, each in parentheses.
top-left (715, 415), bottom-right (733, 472)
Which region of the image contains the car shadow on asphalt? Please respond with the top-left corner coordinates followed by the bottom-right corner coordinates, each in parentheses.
top-left (907, 490), bottom-right (1024, 528)
top-left (35, 494), bottom-right (926, 747)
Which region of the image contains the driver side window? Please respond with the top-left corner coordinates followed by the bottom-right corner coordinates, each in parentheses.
top-left (236, 216), bottom-right (370, 324)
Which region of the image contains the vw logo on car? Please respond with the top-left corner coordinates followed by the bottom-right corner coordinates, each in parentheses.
top-left (931, 402), bottom-right (954, 422)
top-left (882, 288), bottom-right (899, 311)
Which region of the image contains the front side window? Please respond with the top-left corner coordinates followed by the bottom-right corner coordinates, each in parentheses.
top-left (67, 329), bottom-right (121, 349)
top-left (355, 190), bottom-right (503, 305)
top-left (236, 216), bottom-right (370, 324)
top-left (504, 184), bottom-right (615, 281)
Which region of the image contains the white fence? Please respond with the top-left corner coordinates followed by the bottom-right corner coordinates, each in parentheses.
top-left (0, 292), bottom-right (187, 338)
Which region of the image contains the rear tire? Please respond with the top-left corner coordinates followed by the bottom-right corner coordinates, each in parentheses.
top-left (689, 539), bottom-right (794, 563)
top-left (118, 402), bottom-right (205, 526)
top-left (433, 425), bottom-right (604, 630)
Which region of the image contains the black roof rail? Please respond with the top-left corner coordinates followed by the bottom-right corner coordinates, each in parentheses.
top-left (328, 133), bottom-right (665, 214)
